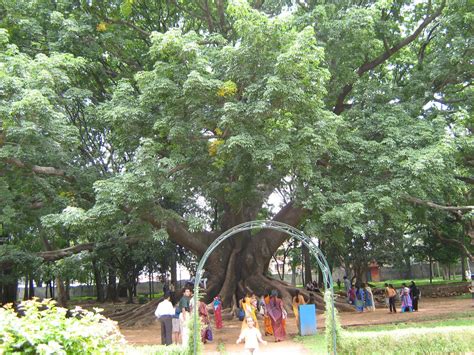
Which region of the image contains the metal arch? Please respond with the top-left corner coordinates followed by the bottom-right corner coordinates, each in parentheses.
top-left (192, 220), bottom-right (338, 354)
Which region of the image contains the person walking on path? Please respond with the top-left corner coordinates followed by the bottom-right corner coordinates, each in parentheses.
top-left (355, 286), bottom-right (365, 312)
top-left (198, 299), bottom-right (211, 343)
top-left (348, 285), bottom-right (356, 305)
top-left (400, 283), bottom-right (413, 313)
top-left (263, 292), bottom-right (273, 336)
top-left (343, 276), bottom-right (351, 303)
top-left (267, 290), bottom-right (286, 342)
top-left (292, 290), bottom-right (306, 333)
top-left (409, 281), bottom-right (420, 311)
top-left (154, 292), bottom-right (175, 346)
top-left (384, 283), bottom-right (390, 308)
top-left (213, 295), bottom-right (223, 329)
top-left (236, 317), bottom-right (268, 355)
top-left (178, 288), bottom-right (192, 345)
top-left (387, 284), bottom-right (397, 313)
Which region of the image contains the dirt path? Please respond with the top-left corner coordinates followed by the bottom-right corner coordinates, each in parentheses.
top-left (121, 297), bottom-right (473, 354)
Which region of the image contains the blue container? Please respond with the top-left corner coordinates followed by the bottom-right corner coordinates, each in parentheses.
top-left (299, 304), bottom-right (317, 336)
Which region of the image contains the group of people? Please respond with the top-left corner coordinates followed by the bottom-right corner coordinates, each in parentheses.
top-left (343, 276), bottom-right (375, 312)
top-left (341, 275), bottom-right (421, 314)
top-left (155, 287), bottom-right (223, 347)
top-left (238, 290), bottom-right (287, 343)
top-left (384, 281), bottom-right (420, 313)
top-left (155, 287), bottom-right (292, 353)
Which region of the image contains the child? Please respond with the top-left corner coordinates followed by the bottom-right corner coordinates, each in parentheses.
top-left (236, 317), bottom-right (267, 354)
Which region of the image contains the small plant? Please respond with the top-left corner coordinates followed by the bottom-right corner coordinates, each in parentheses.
top-left (324, 289), bottom-right (343, 354)
top-left (138, 295), bottom-right (149, 304)
top-left (0, 298), bottom-right (125, 354)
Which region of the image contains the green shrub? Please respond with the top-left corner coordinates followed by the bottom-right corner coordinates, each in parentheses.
top-left (324, 289), bottom-right (343, 353)
top-left (340, 326), bottom-right (474, 354)
top-left (0, 298), bottom-right (125, 354)
top-left (138, 296), bottom-right (148, 304)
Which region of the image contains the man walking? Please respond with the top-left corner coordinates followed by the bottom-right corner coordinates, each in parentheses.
top-left (155, 292), bottom-right (175, 345)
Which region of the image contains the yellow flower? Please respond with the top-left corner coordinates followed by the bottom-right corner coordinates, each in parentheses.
top-left (97, 22), bottom-right (107, 32)
top-left (217, 80), bottom-right (237, 97)
top-left (208, 139), bottom-right (224, 156)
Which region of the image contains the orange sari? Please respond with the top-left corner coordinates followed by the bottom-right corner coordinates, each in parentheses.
top-left (264, 295), bottom-right (273, 335)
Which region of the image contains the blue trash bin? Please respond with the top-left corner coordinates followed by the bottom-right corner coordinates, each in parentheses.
top-left (299, 304), bottom-right (317, 336)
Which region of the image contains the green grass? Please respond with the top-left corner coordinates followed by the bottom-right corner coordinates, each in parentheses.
top-left (138, 291), bottom-right (164, 299)
top-left (294, 332), bottom-right (327, 354)
top-left (124, 344), bottom-right (185, 355)
top-left (296, 317), bottom-right (474, 354)
top-left (371, 276), bottom-right (466, 288)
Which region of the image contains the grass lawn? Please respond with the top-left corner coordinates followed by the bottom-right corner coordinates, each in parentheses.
top-left (370, 276), bottom-right (467, 288)
top-left (296, 316), bottom-right (474, 354)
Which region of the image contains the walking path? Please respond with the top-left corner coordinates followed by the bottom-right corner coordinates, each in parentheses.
top-left (121, 297), bottom-right (473, 354)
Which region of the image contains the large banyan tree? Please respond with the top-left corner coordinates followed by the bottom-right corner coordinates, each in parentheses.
top-left (1, 0), bottom-right (472, 306)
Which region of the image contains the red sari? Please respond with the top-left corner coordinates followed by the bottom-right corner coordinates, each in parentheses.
top-left (213, 296), bottom-right (223, 329)
top-left (267, 296), bottom-right (286, 341)
top-left (198, 301), bottom-right (210, 343)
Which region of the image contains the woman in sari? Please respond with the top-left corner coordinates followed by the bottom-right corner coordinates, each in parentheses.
top-left (241, 293), bottom-right (259, 330)
top-left (292, 290), bottom-right (306, 333)
top-left (213, 295), bottom-right (223, 329)
top-left (355, 286), bottom-right (365, 312)
top-left (363, 283), bottom-right (375, 312)
top-left (198, 299), bottom-right (210, 343)
top-left (267, 290), bottom-right (286, 342)
top-left (400, 283), bottom-right (413, 312)
top-left (263, 292), bottom-right (273, 336)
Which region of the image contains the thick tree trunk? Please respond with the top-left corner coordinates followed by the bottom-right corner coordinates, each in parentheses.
top-left (106, 269), bottom-right (118, 302)
top-left (29, 277), bottom-right (35, 298)
top-left (1, 268), bottom-right (18, 304)
top-left (461, 255), bottom-right (466, 281)
top-left (56, 277), bottom-right (67, 307)
top-left (23, 275), bottom-right (29, 300)
top-left (429, 255), bottom-right (433, 284)
top-left (92, 259), bottom-right (105, 302)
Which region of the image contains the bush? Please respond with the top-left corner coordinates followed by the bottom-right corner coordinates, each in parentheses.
top-left (339, 326), bottom-right (474, 354)
top-left (0, 298), bottom-right (125, 354)
top-left (138, 296), bottom-right (148, 304)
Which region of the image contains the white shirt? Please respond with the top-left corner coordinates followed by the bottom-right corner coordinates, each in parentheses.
top-left (155, 299), bottom-right (175, 318)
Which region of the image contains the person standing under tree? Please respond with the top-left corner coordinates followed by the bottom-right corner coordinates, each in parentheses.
top-left (409, 281), bottom-right (420, 311)
top-left (154, 292), bottom-right (175, 346)
top-left (388, 284), bottom-right (397, 313)
top-left (178, 288), bottom-right (192, 345)
top-left (263, 292), bottom-right (273, 336)
top-left (363, 283), bottom-right (375, 312)
top-left (236, 317), bottom-right (267, 355)
top-left (267, 290), bottom-right (286, 342)
top-left (400, 283), bottom-right (413, 313)
top-left (343, 276), bottom-right (351, 303)
top-left (213, 295), bottom-right (223, 329)
top-left (292, 290), bottom-right (306, 333)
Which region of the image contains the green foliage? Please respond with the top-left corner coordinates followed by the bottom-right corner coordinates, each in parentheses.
top-left (324, 289), bottom-right (342, 354)
top-left (0, 298), bottom-right (125, 354)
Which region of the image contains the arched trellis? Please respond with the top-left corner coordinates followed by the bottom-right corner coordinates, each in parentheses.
top-left (191, 220), bottom-right (338, 354)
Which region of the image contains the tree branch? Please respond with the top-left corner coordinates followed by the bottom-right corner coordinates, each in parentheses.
top-left (433, 230), bottom-right (472, 261)
top-left (38, 243), bottom-right (95, 262)
top-left (254, 202), bottom-right (307, 259)
top-left (103, 17), bottom-right (151, 41)
top-left (405, 195), bottom-right (474, 212)
top-left (4, 158), bottom-right (75, 183)
top-left (333, 1), bottom-right (446, 115)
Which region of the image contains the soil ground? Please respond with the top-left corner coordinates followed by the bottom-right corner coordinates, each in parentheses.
top-left (121, 297), bottom-right (473, 354)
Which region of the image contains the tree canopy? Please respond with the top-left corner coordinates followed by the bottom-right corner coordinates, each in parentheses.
top-left (0, 0), bottom-right (472, 304)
